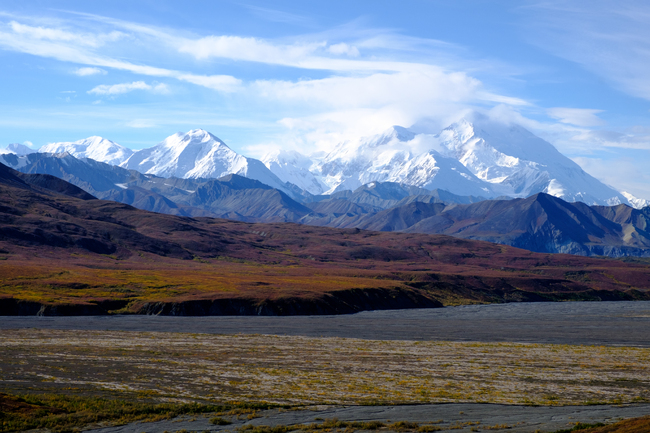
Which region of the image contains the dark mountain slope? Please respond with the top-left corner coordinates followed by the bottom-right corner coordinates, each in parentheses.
top-left (305, 199), bottom-right (379, 216)
top-left (403, 194), bottom-right (650, 256)
top-left (16, 153), bottom-right (133, 194)
top-left (355, 201), bottom-right (448, 232)
top-left (8, 154), bottom-right (311, 221)
top-left (318, 182), bottom-right (484, 210)
top-left (0, 162), bottom-right (95, 200)
top-left (104, 186), bottom-right (196, 217)
top-left (187, 175), bottom-right (312, 222)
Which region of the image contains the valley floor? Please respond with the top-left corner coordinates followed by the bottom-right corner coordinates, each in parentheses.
top-left (1, 302), bottom-right (649, 432)
top-left (3, 301), bottom-right (650, 346)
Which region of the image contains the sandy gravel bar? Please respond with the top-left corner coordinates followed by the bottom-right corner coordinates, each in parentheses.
top-left (2, 301), bottom-right (649, 346)
top-left (87, 403), bottom-right (650, 433)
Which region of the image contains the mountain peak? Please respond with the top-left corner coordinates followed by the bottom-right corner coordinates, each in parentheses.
top-left (120, 130), bottom-right (291, 196)
top-left (5, 143), bottom-right (34, 156)
top-left (171, 129), bottom-right (230, 150)
top-left (369, 125), bottom-right (415, 146)
top-left (185, 128), bottom-right (215, 139)
top-left (443, 118), bottom-right (476, 143)
top-left (39, 136), bottom-right (133, 166)
top-left (388, 125), bottom-right (416, 141)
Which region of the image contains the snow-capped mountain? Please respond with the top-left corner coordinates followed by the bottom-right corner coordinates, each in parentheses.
top-left (39, 136), bottom-right (133, 166)
top-left (11, 119), bottom-right (646, 209)
top-left (264, 117), bottom-right (633, 207)
top-left (121, 129), bottom-right (289, 193)
top-left (622, 192), bottom-right (650, 209)
top-left (434, 116), bottom-right (627, 206)
top-left (262, 149), bottom-right (327, 195)
top-left (2, 143), bottom-right (34, 156)
top-left (306, 126), bottom-right (494, 197)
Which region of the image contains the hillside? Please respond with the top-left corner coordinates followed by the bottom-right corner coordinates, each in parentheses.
top-left (1, 162), bottom-right (650, 316)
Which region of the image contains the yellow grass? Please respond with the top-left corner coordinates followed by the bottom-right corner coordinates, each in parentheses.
top-left (1, 329), bottom-right (648, 407)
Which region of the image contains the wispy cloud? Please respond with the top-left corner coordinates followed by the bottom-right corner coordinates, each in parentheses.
top-left (8, 20), bottom-right (124, 47)
top-left (0, 18), bottom-right (240, 92)
top-left (74, 66), bottom-right (106, 76)
top-left (126, 119), bottom-right (157, 128)
top-left (327, 42), bottom-right (359, 57)
top-left (0, 5), bottom-right (648, 198)
top-left (176, 74), bottom-right (241, 92)
top-left (0, 11), bottom-right (529, 146)
top-left (88, 81), bottom-right (168, 95)
top-left (547, 107), bottom-right (605, 127)
top-left (178, 35), bottom-right (322, 63)
top-left (570, 129), bottom-right (650, 150)
top-left (243, 5), bottom-right (314, 26)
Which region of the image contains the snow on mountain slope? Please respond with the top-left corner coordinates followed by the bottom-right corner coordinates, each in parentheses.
top-left (39, 136), bottom-right (133, 166)
top-left (262, 149), bottom-right (327, 195)
top-left (435, 115), bottom-right (628, 206)
top-left (121, 129), bottom-right (290, 193)
top-left (307, 117), bottom-right (638, 207)
top-left (313, 126), bottom-right (494, 197)
top-left (3, 143), bottom-right (34, 156)
top-left (622, 192), bottom-right (650, 209)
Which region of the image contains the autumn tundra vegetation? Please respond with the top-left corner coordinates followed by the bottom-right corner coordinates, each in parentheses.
top-left (2, 163), bottom-right (650, 433)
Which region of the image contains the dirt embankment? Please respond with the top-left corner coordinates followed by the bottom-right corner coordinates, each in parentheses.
top-left (0, 287), bottom-right (442, 316)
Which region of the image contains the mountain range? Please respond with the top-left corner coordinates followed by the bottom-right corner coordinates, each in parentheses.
top-left (1, 152), bottom-right (649, 257)
top-left (1, 116), bottom-right (649, 258)
top-left (264, 114), bottom-right (642, 207)
top-left (4, 116), bottom-right (647, 208)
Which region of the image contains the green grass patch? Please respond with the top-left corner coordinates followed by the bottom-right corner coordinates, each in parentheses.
top-left (237, 418), bottom-right (444, 433)
top-left (552, 422), bottom-right (606, 433)
top-left (0, 393), bottom-right (277, 433)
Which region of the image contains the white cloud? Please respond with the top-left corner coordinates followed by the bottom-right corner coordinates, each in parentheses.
top-left (178, 35), bottom-right (326, 65)
top-left (242, 68), bottom-right (491, 151)
top-left (152, 83), bottom-right (169, 94)
top-left (0, 20), bottom-right (240, 93)
top-left (175, 32), bottom-right (466, 74)
top-left (547, 107), bottom-right (605, 127)
top-left (252, 68), bottom-right (481, 109)
top-left (126, 119), bottom-right (156, 128)
top-left (88, 81), bottom-right (168, 95)
top-left (8, 20), bottom-right (123, 47)
top-left (74, 66), bottom-right (106, 76)
top-left (569, 129), bottom-right (650, 150)
top-left (1, 8), bottom-right (648, 200)
top-left (23, 140), bottom-right (33, 147)
top-left (478, 92), bottom-right (529, 106)
top-left (243, 5), bottom-right (313, 26)
top-left (177, 74), bottom-right (241, 92)
top-left (328, 43), bottom-right (359, 57)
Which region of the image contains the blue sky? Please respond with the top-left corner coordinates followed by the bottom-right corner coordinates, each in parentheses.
top-left (1, 0), bottom-right (649, 198)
